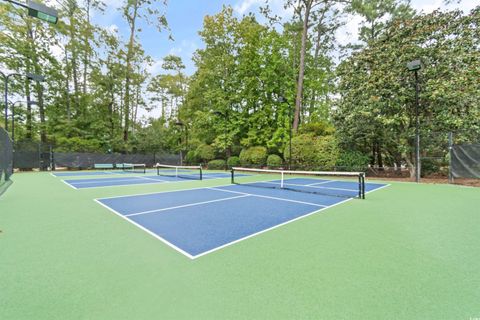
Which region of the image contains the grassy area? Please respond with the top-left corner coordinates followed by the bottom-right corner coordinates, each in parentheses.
top-left (1, 172), bottom-right (479, 319)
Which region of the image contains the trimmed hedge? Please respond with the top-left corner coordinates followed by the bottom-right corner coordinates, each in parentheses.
top-left (208, 159), bottom-right (226, 170)
top-left (239, 146), bottom-right (267, 166)
top-left (266, 154), bottom-right (283, 168)
top-left (284, 134), bottom-right (339, 170)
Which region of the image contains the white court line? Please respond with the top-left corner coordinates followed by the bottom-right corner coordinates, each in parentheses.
top-left (207, 187), bottom-right (326, 208)
top-left (193, 197), bottom-right (356, 259)
top-left (66, 177), bottom-right (150, 185)
top-left (94, 199), bottom-right (195, 259)
top-left (61, 179), bottom-right (78, 190)
top-left (306, 180), bottom-right (334, 186)
top-left (124, 195), bottom-right (250, 217)
top-left (137, 176), bottom-right (169, 182)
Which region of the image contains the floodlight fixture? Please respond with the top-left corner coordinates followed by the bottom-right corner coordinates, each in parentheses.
top-left (407, 60), bottom-right (421, 72)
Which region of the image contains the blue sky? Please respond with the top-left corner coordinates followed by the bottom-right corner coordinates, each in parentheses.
top-left (94, 0), bottom-right (476, 76)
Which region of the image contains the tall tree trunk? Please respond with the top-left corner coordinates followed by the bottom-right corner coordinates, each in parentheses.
top-left (25, 78), bottom-right (33, 139)
top-left (26, 25), bottom-right (46, 142)
top-left (64, 46), bottom-right (71, 121)
top-left (67, 3), bottom-right (80, 115)
top-left (82, 0), bottom-right (91, 94)
top-left (123, 1), bottom-right (139, 142)
top-left (293, 0), bottom-right (312, 132)
top-left (308, 10), bottom-right (327, 117)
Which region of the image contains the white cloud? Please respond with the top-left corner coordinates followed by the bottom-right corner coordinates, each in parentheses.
top-left (106, 24), bottom-right (119, 34)
top-left (411, 0), bottom-right (477, 14)
top-left (234, 0), bottom-right (263, 15)
top-left (336, 14), bottom-right (362, 47)
top-left (146, 59), bottom-right (164, 75)
top-left (101, 0), bottom-right (124, 10)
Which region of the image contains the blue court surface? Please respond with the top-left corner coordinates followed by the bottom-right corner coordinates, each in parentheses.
top-left (52, 170), bottom-right (156, 177)
top-left (63, 172), bottom-right (234, 189)
top-left (96, 178), bottom-right (388, 259)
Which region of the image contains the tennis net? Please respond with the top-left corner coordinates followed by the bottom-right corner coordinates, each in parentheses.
top-left (119, 163), bottom-right (146, 174)
top-left (231, 167), bottom-right (365, 199)
top-left (156, 164), bottom-right (203, 180)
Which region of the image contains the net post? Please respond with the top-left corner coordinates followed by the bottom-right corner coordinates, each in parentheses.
top-left (357, 173), bottom-right (361, 199)
top-left (231, 168), bottom-right (234, 184)
top-left (199, 166), bottom-right (203, 180)
top-left (448, 132), bottom-right (453, 184)
top-left (143, 164), bottom-right (146, 174)
top-left (281, 171), bottom-right (284, 188)
top-left (361, 173), bottom-right (365, 199)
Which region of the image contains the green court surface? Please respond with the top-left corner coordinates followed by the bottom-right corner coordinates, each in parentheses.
top-left (1, 172), bottom-right (479, 320)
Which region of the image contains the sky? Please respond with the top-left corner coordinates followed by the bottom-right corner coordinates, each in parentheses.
top-left (93, 0), bottom-right (478, 77)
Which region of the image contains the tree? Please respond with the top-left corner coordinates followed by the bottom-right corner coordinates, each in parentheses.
top-left (121, 0), bottom-right (169, 142)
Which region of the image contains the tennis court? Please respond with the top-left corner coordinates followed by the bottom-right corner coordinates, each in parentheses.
top-left (96, 177), bottom-right (387, 258)
top-left (2, 170), bottom-right (480, 319)
top-left (59, 164), bottom-right (235, 189)
top-left (61, 172), bottom-right (234, 189)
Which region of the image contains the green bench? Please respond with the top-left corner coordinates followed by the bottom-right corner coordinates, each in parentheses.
top-left (94, 163), bottom-right (114, 169)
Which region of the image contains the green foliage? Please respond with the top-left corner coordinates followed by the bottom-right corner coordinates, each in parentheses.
top-left (195, 144), bottom-right (215, 162)
top-left (284, 134), bottom-right (339, 169)
top-left (298, 121), bottom-right (335, 136)
top-left (266, 154), bottom-right (283, 168)
top-left (185, 150), bottom-right (199, 165)
top-left (336, 150), bottom-right (370, 170)
top-left (227, 156), bottom-right (240, 168)
top-left (334, 8), bottom-right (480, 174)
top-left (239, 146), bottom-right (268, 166)
top-left (421, 158), bottom-right (443, 177)
top-left (207, 159), bottom-right (226, 170)
top-left (54, 137), bottom-right (101, 153)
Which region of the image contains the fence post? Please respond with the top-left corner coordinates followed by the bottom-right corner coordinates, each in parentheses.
top-left (448, 132), bottom-right (453, 184)
top-left (50, 145), bottom-right (55, 171)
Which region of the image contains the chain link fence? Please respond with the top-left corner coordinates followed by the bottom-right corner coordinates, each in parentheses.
top-left (0, 128), bottom-right (13, 197)
top-left (13, 140), bottom-right (180, 171)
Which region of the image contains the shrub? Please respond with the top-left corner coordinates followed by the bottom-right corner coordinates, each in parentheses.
top-left (336, 150), bottom-right (370, 171)
top-left (231, 145), bottom-right (242, 156)
top-left (266, 154), bottom-right (283, 168)
top-left (208, 159), bottom-right (226, 170)
top-left (195, 144), bottom-right (215, 162)
top-left (421, 158), bottom-right (442, 177)
top-left (283, 134), bottom-right (339, 170)
top-left (185, 150), bottom-right (198, 165)
top-left (227, 156), bottom-right (240, 168)
top-left (239, 146), bottom-right (268, 167)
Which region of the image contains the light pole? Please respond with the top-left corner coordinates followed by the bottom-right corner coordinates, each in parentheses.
top-left (213, 111), bottom-right (228, 170)
top-left (407, 59), bottom-right (422, 183)
top-left (1, 72), bottom-right (44, 132)
top-left (2, 0), bottom-right (58, 24)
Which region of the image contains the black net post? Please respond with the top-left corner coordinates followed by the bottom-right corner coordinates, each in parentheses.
top-left (199, 167), bottom-right (203, 180)
top-left (361, 173), bottom-right (365, 199)
top-left (358, 173), bottom-right (365, 199)
top-left (448, 132), bottom-right (453, 184)
top-left (231, 168), bottom-right (234, 184)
